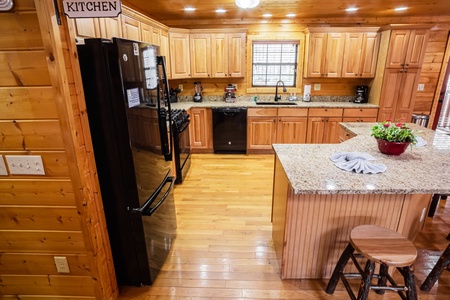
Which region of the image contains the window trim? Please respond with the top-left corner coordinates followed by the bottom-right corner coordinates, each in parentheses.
top-left (246, 37), bottom-right (304, 94)
top-left (252, 41), bottom-right (299, 88)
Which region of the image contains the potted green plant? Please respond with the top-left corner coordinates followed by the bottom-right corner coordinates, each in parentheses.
top-left (371, 120), bottom-right (416, 155)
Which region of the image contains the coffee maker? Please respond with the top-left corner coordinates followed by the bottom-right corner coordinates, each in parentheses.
top-left (354, 85), bottom-right (368, 103)
top-left (193, 81), bottom-right (203, 102)
top-left (224, 84), bottom-right (236, 102)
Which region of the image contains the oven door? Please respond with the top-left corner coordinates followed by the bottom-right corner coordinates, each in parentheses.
top-left (174, 121), bottom-right (191, 184)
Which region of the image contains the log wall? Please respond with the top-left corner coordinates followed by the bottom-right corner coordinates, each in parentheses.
top-left (0, 0), bottom-right (117, 298)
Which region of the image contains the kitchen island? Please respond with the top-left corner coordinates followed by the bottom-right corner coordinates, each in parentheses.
top-left (272, 123), bottom-right (450, 279)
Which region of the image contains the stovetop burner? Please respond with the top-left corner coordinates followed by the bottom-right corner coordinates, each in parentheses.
top-left (171, 109), bottom-right (190, 132)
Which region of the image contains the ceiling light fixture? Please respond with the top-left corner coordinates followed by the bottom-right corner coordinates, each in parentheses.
top-left (286, 13), bottom-right (296, 17)
top-left (346, 7), bottom-right (358, 12)
top-left (184, 7), bottom-right (196, 12)
top-left (235, 0), bottom-right (260, 9)
top-left (215, 9), bottom-right (227, 13)
top-left (263, 13), bottom-right (272, 18)
top-left (395, 7), bottom-right (408, 11)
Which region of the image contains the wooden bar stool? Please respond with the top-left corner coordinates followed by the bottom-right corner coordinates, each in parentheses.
top-left (420, 235), bottom-right (450, 292)
top-left (325, 225), bottom-right (418, 300)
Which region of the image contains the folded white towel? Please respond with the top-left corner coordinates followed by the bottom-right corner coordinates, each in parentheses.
top-left (330, 152), bottom-right (387, 174)
top-left (415, 136), bottom-right (427, 147)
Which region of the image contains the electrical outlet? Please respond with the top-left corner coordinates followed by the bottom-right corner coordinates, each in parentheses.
top-left (232, 83), bottom-right (238, 90)
top-left (417, 83), bottom-right (425, 91)
top-left (0, 155), bottom-right (8, 175)
top-left (54, 256), bottom-right (70, 273)
top-left (5, 155), bottom-right (45, 175)
top-left (314, 84), bottom-right (321, 90)
top-left (178, 84), bottom-right (183, 91)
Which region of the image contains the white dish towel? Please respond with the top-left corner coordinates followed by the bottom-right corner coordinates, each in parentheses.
top-left (330, 152), bottom-right (387, 174)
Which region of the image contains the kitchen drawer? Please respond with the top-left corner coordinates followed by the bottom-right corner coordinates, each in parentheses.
top-left (343, 108), bottom-right (378, 118)
top-left (343, 117), bottom-right (377, 122)
top-left (247, 108), bottom-right (278, 117)
top-left (278, 108), bottom-right (308, 117)
top-left (308, 108), bottom-right (343, 117)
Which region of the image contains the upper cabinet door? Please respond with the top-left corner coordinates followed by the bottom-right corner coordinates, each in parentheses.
top-left (160, 30), bottom-right (171, 78)
top-left (99, 17), bottom-right (123, 39)
top-left (190, 34), bottom-right (211, 78)
top-left (72, 18), bottom-right (100, 42)
top-left (359, 32), bottom-right (380, 77)
top-left (386, 30), bottom-right (411, 68)
top-left (170, 32), bottom-right (191, 79)
top-left (342, 33), bottom-right (364, 78)
top-left (122, 15), bottom-right (141, 41)
top-left (211, 34), bottom-right (229, 77)
top-left (404, 29), bottom-right (430, 68)
top-left (228, 33), bottom-right (246, 77)
top-left (140, 23), bottom-right (153, 44)
top-left (306, 32), bottom-right (327, 77)
top-left (324, 32), bottom-right (345, 77)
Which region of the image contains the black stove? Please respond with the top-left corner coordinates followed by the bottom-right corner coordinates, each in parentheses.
top-left (171, 109), bottom-right (190, 184)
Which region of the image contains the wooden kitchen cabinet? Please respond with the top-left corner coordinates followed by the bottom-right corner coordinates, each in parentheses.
top-left (385, 29), bottom-right (430, 69)
top-left (189, 108), bottom-right (213, 153)
top-left (71, 18), bottom-right (101, 42)
top-left (305, 31), bottom-right (345, 78)
top-left (225, 33), bottom-right (246, 77)
top-left (247, 108), bottom-right (308, 153)
top-left (378, 68), bottom-right (421, 122)
top-left (190, 34), bottom-right (212, 78)
top-left (169, 30), bottom-right (191, 79)
top-left (121, 15), bottom-right (141, 41)
top-left (98, 17), bottom-right (123, 39)
top-left (342, 108), bottom-right (378, 122)
top-left (307, 108), bottom-right (343, 144)
top-left (160, 30), bottom-right (171, 78)
top-left (276, 108), bottom-right (308, 144)
top-left (247, 108), bottom-right (278, 153)
top-left (342, 32), bottom-right (380, 78)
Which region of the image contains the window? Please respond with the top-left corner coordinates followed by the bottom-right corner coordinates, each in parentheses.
top-left (252, 42), bottom-right (298, 87)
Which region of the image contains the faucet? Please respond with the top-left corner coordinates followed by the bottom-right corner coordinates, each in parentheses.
top-left (274, 80), bottom-right (287, 102)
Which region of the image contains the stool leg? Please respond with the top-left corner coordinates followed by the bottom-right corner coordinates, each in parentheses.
top-left (402, 265), bottom-right (417, 300)
top-left (375, 263), bottom-right (389, 295)
top-left (325, 243), bottom-right (355, 294)
top-left (428, 194), bottom-right (441, 217)
top-left (356, 260), bottom-right (375, 300)
top-left (420, 243), bottom-right (450, 292)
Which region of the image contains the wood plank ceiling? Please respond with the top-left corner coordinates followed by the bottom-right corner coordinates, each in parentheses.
top-left (123, 0), bottom-right (450, 27)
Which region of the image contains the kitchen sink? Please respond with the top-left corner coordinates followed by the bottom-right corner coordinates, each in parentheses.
top-left (256, 102), bottom-right (297, 105)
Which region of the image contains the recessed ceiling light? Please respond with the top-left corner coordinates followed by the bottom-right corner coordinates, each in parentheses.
top-left (286, 13), bottom-right (296, 17)
top-left (346, 7), bottom-right (358, 12)
top-left (215, 9), bottom-right (227, 13)
top-left (263, 13), bottom-right (272, 18)
top-left (184, 7), bottom-right (196, 12)
top-left (395, 7), bottom-right (408, 11)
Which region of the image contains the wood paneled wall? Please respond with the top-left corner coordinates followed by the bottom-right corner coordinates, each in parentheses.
top-left (414, 30), bottom-right (450, 115)
top-left (0, 0), bottom-right (117, 298)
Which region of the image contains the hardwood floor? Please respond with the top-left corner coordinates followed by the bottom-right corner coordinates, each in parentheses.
top-left (118, 154), bottom-right (450, 299)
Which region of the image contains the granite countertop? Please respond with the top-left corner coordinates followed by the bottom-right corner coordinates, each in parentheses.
top-left (170, 100), bottom-right (379, 110)
top-left (273, 123), bottom-right (450, 195)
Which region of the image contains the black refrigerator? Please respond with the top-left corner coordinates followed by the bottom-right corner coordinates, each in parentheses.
top-left (77, 38), bottom-right (177, 286)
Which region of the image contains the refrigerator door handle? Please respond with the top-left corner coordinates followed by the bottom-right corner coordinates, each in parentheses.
top-left (132, 174), bottom-right (174, 216)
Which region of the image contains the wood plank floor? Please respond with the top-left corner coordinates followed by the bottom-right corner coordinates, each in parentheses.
top-left (118, 154), bottom-right (450, 299)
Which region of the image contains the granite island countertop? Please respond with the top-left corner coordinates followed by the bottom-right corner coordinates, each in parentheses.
top-left (273, 123), bottom-right (450, 195)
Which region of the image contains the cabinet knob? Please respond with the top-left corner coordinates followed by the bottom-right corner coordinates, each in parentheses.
top-left (401, 64), bottom-right (405, 67)
top-left (406, 64), bottom-right (409, 66)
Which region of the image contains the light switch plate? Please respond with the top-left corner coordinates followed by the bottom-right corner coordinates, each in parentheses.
top-left (178, 84), bottom-right (183, 91)
top-left (5, 155), bottom-right (45, 175)
top-left (0, 155), bottom-right (8, 175)
top-left (417, 83), bottom-right (425, 91)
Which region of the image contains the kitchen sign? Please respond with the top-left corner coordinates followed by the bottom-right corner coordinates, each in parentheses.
top-left (63, 0), bottom-right (122, 18)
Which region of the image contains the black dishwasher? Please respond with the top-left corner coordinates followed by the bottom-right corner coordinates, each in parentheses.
top-left (212, 107), bottom-right (247, 153)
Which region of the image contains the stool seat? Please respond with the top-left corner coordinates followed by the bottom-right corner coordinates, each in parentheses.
top-left (350, 225), bottom-right (417, 267)
top-left (325, 225), bottom-right (418, 300)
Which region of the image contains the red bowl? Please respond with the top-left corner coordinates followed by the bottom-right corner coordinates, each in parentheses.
top-left (376, 139), bottom-right (411, 155)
